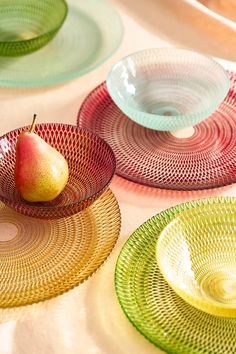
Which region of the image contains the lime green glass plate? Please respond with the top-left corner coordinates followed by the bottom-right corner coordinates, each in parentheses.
top-left (0, 0), bottom-right (123, 87)
top-left (115, 197), bottom-right (236, 354)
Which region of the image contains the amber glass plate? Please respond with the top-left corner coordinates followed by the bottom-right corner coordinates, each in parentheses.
top-left (0, 189), bottom-right (120, 308)
top-left (78, 72), bottom-right (236, 190)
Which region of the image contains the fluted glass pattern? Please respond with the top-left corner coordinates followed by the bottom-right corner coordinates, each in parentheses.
top-left (78, 73), bottom-right (236, 190)
top-left (0, 0), bottom-right (123, 86)
top-left (157, 199), bottom-right (236, 317)
top-left (115, 197), bottom-right (236, 354)
top-left (0, 189), bottom-right (120, 308)
top-left (107, 48), bottom-right (230, 131)
top-left (0, 124), bottom-right (116, 219)
top-left (0, 0), bottom-right (67, 56)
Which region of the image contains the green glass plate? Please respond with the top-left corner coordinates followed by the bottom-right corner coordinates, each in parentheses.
top-left (115, 197), bottom-right (236, 354)
top-left (0, 0), bottom-right (123, 87)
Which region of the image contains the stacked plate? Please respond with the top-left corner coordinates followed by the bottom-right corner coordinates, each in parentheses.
top-left (0, 123), bottom-right (121, 307)
top-left (0, 0), bottom-right (123, 86)
top-left (115, 197), bottom-right (236, 354)
top-left (77, 48), bottom-right (236, 353)
top-left (0, 0), bottom-right (123, 308)
top-left (78, 48), bottom-right (236, 190)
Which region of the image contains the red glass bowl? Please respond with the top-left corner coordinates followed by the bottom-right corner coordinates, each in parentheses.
top-left (77, 72), bottom-right (236, 190)
top-left (0, 124), bottom-right (116, 219)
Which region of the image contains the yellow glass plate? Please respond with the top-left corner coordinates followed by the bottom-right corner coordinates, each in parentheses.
top-left (0, 189), bottom-right (120, 308)
top-left (157, 198), bottom-right (236, 317)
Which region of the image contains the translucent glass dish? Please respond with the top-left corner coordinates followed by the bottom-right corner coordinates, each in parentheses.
top-left (0, 0), bottom-right (68, 56)
top-left (106, 48), bottom-right (230, 131)
top-left (115, 197), bottom-right (236, 354)
top-left (0, 0), bottom-right (123, 87)
top-left (0, 124), bottom-right (116, 219)
top-left (0, 189), bottom-right (120, 308)
top-left (157, 201), bottom-right (236, 317)
top-left (78, 73), bottom-right (236, 190)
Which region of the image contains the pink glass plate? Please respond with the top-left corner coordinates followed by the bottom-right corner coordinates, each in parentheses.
top-left (77, 72), bottom-right (236, 190)
top-left (0, 124), bottom-right (116, 219)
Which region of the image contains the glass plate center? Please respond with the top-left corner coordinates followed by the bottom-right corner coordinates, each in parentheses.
top-left (0, 222), bottom-right (18, 242)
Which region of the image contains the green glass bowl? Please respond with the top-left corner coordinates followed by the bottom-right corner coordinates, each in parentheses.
top-left (115, 197), bottom-right (236, 354)
top-left (0, 0), bottom-right (68, 56)
top-left (107, 48), bottom-right (230, 131)
top-left (0, 0), bottom-right (123, 86)
top-left (157, 201), bottom-right (236, 317)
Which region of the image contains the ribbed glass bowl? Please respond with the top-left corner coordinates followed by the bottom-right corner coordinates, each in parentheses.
top-left (157, 199), bottom-right (236, 317)
top-left (115, 197), bottom-right (236, 354)
top-left (78, 74), bottom-right (236, 190)
top-left (0, 0), bottom-right (123, 86)
top-left (0, 0), bottom-right (68, 56)
top-left (107, 48), bottom-right (230, 131)
top-left (0, 124), bottom-right (116, 219)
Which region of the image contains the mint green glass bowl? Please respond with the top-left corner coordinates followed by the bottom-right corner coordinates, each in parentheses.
top-left (0, 0), bottom-right (68, 56)
top-left (107, 48), bottom-right (230, 131)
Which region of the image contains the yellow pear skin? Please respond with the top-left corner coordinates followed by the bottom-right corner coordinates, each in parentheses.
top-left (15, 117), bottom-right (69, 202)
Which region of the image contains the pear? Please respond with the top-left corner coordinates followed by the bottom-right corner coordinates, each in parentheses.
top-left (15, 115), bottom-right (69, 202)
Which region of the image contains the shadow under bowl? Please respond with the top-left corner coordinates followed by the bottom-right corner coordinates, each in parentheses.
top-left (107, 48), bottom-right (230, 131)
top-left (157, 196), bottom-right (236, 317)
top-left (0, 123), bottom-right (116, 219)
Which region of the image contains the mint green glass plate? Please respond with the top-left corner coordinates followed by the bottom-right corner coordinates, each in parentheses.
top-left (0, 0), bottom-right (123, 87)
top-left (115, 197), bottom-right (236, 354)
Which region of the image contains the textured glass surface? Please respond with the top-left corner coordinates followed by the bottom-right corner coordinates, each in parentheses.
top-left (0, 189), bottom-right (120, 308)
top-left (115, 197), bottom-right (236, 354)
top-left (0, 124), bottom-right (116, 219)
top-left (157, 202), bottom-right (236, 317)
top-left (0, 0), bottom-right (67, 56)
top-left (78, 73), bottom-right (236, 190)
top-left (0, 0), bottom-right (123, 86)
top-left (106, 48), bottom-right (230, 131)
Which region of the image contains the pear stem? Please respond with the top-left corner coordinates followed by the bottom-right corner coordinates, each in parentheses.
top-left (29, 114), bottom-right (37, 133)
